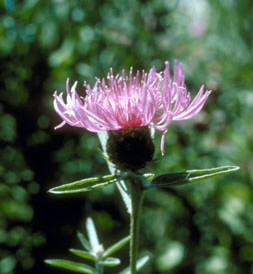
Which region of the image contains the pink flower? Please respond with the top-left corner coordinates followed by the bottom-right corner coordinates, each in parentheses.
top-left (53, 60), bottom-right (211, 155)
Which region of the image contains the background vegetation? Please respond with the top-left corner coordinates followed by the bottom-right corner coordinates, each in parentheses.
top-left (1, 0), bottom-right (252, 273)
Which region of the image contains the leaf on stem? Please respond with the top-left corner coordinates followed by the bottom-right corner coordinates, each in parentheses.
top-left (48, 174), bottom-right (119, 194)
top-left (86, 217), bottom-right (101, 254)
top-left (97, 131), bottom-right (132, 214)
top-left (142, 173), bottom-right (155, 181)
top-left (102, 235), bottom-right (131, 258)
top-left (99, 257), bottom-right (121, 267)
top-left (69, 249), bottom-right (97, 261)
top-left (44, 259), bottom-right (96, 274)
top-left (118, 255), bottom-right (150, 274)
top-left (147, 165), bottom-right (240, 188)
top-left (77, 232), bottom-right (91, 251)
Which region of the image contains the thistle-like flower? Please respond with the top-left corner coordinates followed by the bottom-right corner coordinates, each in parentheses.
top-left (54, 61), bottom-right (211, 171)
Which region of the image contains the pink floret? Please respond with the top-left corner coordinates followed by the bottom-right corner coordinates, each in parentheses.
top-left (53, 60), bottom-right (211, 155)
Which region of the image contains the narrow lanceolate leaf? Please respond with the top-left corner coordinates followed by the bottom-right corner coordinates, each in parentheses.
top-left (44, 259), bottom-right (96, 274)
top-left (69, 249), bottom-right (96, 261)
top-left (103, 235), bottom-right (131, 258)
top-left (86, 218), bottom-right (100, 254)
top-left (97, 131), bottom-right (132, 214)
top-left (116, 180), bottom-right (132, 214)
top-left (118, 255), bottom-right (150, 274)
top-left (99, 257), bottom-right (121, 267)
top-left (147, 166), bottom-right (240, 189)
top-left (48, 175), bottom-right (119, 194)
top-left (77, 232), bottom-right (91, 251)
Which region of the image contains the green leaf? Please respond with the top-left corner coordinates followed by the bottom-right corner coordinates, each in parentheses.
top-left (44, 259), bottom-right (96, 274)
top-left (148, 166), bottom-right (240, 188)
top-left (116, 180), bottom-right (132, 214)
top-left (86, 218), bottom-right (101, 254)
top-left (103, 235), bottom-right (130, 258)
top-left (97, 132), bottom-right (132, 214)
top-left (48, 174), bottom-right (119, 194)
top-left (97, 131), bottom-right (108, 153)
top-left (142, 173), bottom-right (155, 181)
top-left (99, 257), bottom-right (120, 267)
top-left (69, 249), bottom-right (96, 261)
top-left (118, 255), bottom-right (150, 274)
top-left (77, 232), bottom-right (91, 251)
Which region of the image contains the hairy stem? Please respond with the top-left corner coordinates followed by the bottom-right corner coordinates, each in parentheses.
top-left (130, 178), bottom-right (145, 274)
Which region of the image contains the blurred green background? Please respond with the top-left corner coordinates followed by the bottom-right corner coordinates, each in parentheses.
top-left (0, 0), bottom-right (252, 273)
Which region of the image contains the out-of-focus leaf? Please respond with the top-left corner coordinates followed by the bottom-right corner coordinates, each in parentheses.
top-left (147, 166), bottom-right (240, 188)
top-left (118, 255), bottom-right (150, 274)
top-left (48, 175), bottom-right (119, 194)
top-left (44, 259), bottom-right (96, 274)
top-left (0, 200), bottom-right (33, 221)
top-left (69, 249), bottom-right (96, 261)
top-left (99, 257), bottom-right (120, 267)
top-left (103, 235), bottom-right (130, 258)
top-left (77, 232), bottom-right (91, 252)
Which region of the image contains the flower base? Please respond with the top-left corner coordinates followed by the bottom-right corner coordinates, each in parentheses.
top-left (106, 127), bottom-right (155, 172)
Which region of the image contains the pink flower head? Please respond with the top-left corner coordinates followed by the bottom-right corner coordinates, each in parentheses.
top-left (53, 60), bottom-right (211, 155)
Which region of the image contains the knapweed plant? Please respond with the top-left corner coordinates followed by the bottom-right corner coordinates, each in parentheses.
top-left (46, 61), bottom-right (239, 274)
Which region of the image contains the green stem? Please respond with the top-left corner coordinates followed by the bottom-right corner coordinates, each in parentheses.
top-left (130, 178), bottom-right (145, 274)
top-left (95, 260), bottom-right (103, 274)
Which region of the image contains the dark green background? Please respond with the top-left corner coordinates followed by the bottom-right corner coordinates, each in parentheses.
top-left (0, 0), bottom-right (252, 273)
